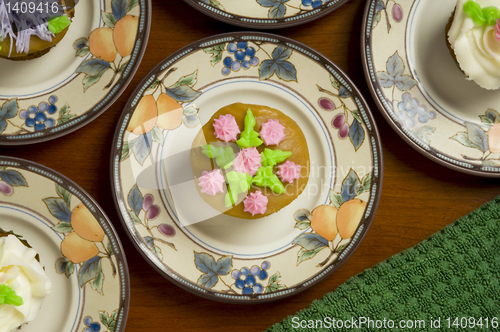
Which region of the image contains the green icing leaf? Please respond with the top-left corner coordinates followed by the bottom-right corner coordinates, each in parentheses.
top-left (252, 166), bottom-right (285, 194)
top-left (0, 284), bottom-right (23, 306)
top-left (464, 1), bottom-right (486, 26)
top-left (225, 171), bottom-right (252, 207)
top-left (482, 6), bottom-right (500, 25)
top-left (201, 144), bottom-right (236, 169)
top-left (261, 148), bottom-right (292, 167)
top-left (48, 15), bottom-right (72, 34)
top-left (236, 109), bottom-right (263, 148)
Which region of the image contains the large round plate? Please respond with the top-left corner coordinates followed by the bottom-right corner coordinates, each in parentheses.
top-left (363, 0), bottom-right (500, 176)
top-left (182, 0), bottom-right (349, 29)
top-left (0, 0), bottom-right (150, 145)
top-left (111, 32), bottom-right (382, 302)
top-left (0, 156), bottom-right (129, 331)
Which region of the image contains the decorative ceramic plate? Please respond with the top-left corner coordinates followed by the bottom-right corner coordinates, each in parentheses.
top-left (182, 0), bottom-right (349, 29)
top-left (363, 0), bottom-right (500, 176)
top-left (0, 0), bottom-right (150, 145)
top-left (111, 32), bottom-right (382, 302)
top-left (0, 156), bottom-right (129, 331)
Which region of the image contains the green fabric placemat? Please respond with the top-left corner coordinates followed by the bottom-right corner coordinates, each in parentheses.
top-left (268, 197), bottom-right (500, 331)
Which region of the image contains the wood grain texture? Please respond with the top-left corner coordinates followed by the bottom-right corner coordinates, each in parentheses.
top-left (3, 0), bottom-right (500, 330)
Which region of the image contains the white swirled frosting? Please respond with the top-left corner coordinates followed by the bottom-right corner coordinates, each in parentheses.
top-left (0, 235), bottom-right (52, 332)
top-left (448, 0), bottom-right (500, 89)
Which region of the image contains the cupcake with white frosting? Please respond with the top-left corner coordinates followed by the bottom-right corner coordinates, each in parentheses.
top-left (0, 230), bottom-right (52, 332)
top-left (447, 0), bottom-right (500, 89)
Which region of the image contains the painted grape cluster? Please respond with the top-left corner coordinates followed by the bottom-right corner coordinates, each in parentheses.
top-left (143, 194), bottom-right (160, 220)
top-left (83, 317), bottom-right (101, 332)
top-left (332, 113), bottom-right (350, 139)
top-left (231, 261), bottom-right (270, 294)
top-left (19, 95), bottom-right (58, 131)
top-left (397, 93), bottom-right (436, 128)
top-left (301, 0), bottom-right (324, 9)
top-left (222, 42), bottom-right (259, 75)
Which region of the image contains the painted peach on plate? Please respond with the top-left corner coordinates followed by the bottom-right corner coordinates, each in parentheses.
top-left (488, 123), bottom-right (500, 154)
top-left (88, 27), bottom-right (117, 62)
top-left (127, 95), bottom-right (158, 134)
top-left (61, 231), bottom-right (99, 264)
top-left (337, 199), bottom-right (366, 239)
top-left (310, 205), bottom-right (338, 241)
top-left (113, 15), bottom-right (139, 57)
top-left (71, 203), bottom-right (105, 242)
top-left (156, 93), bottom-right (184, 130)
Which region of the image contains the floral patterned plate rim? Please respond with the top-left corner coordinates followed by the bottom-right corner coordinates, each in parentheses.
top-left (0, 0), bottom-right (150, 145)
top-left (182, 0), bottom-right (349, 29)
top-left (0, 156), bottom-right (130, 331)
top-left (111, 32), bottom-right (383, 303)
top-left (362, 0), bottom-right (500, 177)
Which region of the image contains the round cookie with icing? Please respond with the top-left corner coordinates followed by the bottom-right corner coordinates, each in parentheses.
top-left (447, 0), bottom-right (500, 89)
top-left (0, 0), bottom-right (75, 61)
top-left (190, 102), bottom-right (310, 219)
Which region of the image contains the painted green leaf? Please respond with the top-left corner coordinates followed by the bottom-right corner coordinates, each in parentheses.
top-left (203, 43), bottom-right (225, 66)
top-left (330, 191), bottom-right (343, 209)
top-left (265, 272), bottom-right (286, 293)
top-left (52, 222), bottom-right (73, 233)
top-left (297, 247), bottom-right (327, 265)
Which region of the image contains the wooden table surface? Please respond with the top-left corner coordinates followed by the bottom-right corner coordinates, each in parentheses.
top-left (4, 0), bottom-right (500, 330)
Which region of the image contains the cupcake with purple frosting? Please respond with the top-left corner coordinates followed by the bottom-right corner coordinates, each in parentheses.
top-left (0, 0), bottom-right (75, 60)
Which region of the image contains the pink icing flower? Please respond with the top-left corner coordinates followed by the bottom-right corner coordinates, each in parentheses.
top-left (232, 147), bottom-right (262, 176)
top-left (213, 114), bottom-right (241, 142)
top-left (198, 169), bottom-right (225, 196)
top-left (243, 191), bottom-right (268, 216)
top-left (260, 119), bottom-right (286, 146)
top-left (495, 19), bottom-right (500, 44)
top-left (277, 160), bottom-right (301, 184)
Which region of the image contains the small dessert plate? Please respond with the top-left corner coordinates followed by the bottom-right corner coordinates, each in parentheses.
top-left (111, 32), bottom-right (383, 302)
top-left (0, 0), bottom-right (150, 145)
top-left (182, 0), bottom-right (349, 29)
top-left (363, 0), bottom-right (500, 176)
top-left (0, 156), bottom-right (129, 331)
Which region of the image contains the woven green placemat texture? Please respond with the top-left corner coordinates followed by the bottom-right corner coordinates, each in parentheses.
top-left (268, 197), bottom-right (500, 331)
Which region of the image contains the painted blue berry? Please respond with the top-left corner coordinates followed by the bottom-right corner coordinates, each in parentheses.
top-left (245, 47), bottom-right (255, 57)
top-left (222, 67), bottom-right (231, 76)
top-left (231, 61), bottom-right (241, 71)
top-left (84, 317), bottom-right (93, 326)
top-left (302, 0), bottom-right (313, 5)
top-left (261, 261), bottom-right (270, 270)
top-left (235, 50), bottom-right (245, 61)
top-left (47, 104), bottom-right (57, 115)
top-left (250, 266), bottom-right (260, 276)
top-left (35, 112), bottom-right (47, 122)
top-left (242, 287), bottom-right (253, 295)
top-left (249, 57), bottom-right (259, 66)
top-left (28, 106), bottom-right (37, 114)
top-left (19, 110), bottom-right (29, 119)
top-left (223, 56), bottom-right (233, 67)
top-left (25, 118), bottom-right (36, 127)
top-left (258, 270), bottom-right (268, 280)
top-left (253, 284), bottom-right (264, 294)
top-left (242, 60), bottom-right (250, 69)
top-left (241, 267), bottom-right (249, 276)
top-left (312, 0), bottom-right (322, 8)
top-left (231, 270), bottom-right (241, 279)
top-left (235, 279), bottom-right (246, 289)
top-left (245, 275), bottom-right (256, 286)
top-left (38, 102), bottom-right (48, 112)
top-left (49, 95), bottom-right (57, 104)
top-left (90, 323), bottom-right (101, 332)
top-left (45, 118), bottom-right (55, 128)
top-left (227, 43), bottom-right (237, 53)
top-left (237, 41), bottom-right (247, 49)
top-left (35, 123), bottom-right (46, 131)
